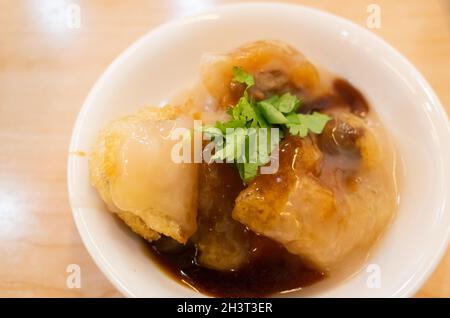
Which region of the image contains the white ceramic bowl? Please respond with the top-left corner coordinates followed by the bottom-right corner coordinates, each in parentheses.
top-left (68, 3), bottom-right (450, 297)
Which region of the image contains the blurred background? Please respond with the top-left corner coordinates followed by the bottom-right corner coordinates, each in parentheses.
top-left (0, 0), bottom-right (449, 297)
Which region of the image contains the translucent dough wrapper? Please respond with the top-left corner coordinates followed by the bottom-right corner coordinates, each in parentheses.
top-left (233, 114), bottom-right (397, 271)
top-left (89, 106), bottom-right (198, 244)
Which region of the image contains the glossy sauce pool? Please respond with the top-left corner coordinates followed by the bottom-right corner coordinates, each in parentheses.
top-left (143, 75), bottom-right (395, 297)
top-left (144, 163), bottom-right (324, 298)
top-left (145, 233), bottom-right (324, 297)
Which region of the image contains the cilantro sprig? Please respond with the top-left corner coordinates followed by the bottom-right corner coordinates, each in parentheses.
top-left (204, 66), bottom-right (331, 182)
top-left (232, 66), bottom-right (255, 87)
top-left (286, 112), bottom-right (331, 137)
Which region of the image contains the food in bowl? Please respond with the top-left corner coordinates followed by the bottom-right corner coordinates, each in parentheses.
top-left (88, 41), bottom-right (399, 297)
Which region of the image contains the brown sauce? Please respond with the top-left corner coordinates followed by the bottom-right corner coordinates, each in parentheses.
top-left (145, 162), bottom-right (324, 297)
top-left (146, 233), bottom-right (324, 298)
top-left (144, 76), bottom-right (371, 297)
top-left (301, 78), bottom-right (369, 117)
top-left (88, 41), bottom-right (399, 299)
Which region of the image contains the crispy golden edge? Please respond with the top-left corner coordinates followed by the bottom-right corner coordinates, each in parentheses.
top-left (116, 211), bottom-right (160, 242)
top-left (89, 104), bottom-right (192, 244)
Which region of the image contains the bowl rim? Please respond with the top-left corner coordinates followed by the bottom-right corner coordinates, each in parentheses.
top-left (67, 2), bottom-right (450, 298)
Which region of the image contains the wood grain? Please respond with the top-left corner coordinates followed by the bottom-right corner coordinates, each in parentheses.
top-left (0, 0), bottom-right (448, 297)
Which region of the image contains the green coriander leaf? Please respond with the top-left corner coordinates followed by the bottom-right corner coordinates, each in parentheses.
top-left (232, 66), bottom-right (254, 87)
top-left (202, 125), bottom-right (224, 140)
top-left (286, 112), bottom-right (300, 124)
top-left (215, 119), bottom-right (246, 134)
top-left (288, 123), bottom-right (308, 137)
top-left (286, 125), bottom-right (308, 137)
top-left (286, 113), bottom-right (308, 137)
top-left (210, 128), bottom-right (247, 162)
top-left (286, 112), bottom-right (331, 137)
top-left (244, 162), bottom-right (259, 181)
top-left (210, 147), bottom-right (226, 161)
top-left (232, 92), bottom-right (253, 121)
top-left (258, 93), bottom-right (301, 113)
top-left (205, 66), bottom-right (329, 183)
top-left (235, 163), bottom-right (246, 181)
top-left (277, 93), bottom-right (301, 113)
top-left (231, 129), bottom-right (247, 162)
top-left (240, 98), bottom-right (256, 122)
top-left (256, 128), bottom-right (271, 165)
top-left (259, 100), bottom-right (288, 124)
top-left (250, 103), bottom-right (269, 128)
top-left (299, 112), bottom-right (331, 134)
top-left (246, 129), bottom-right (258, 163)
top-left (263, 95), bottom-right (280, 105)
top-left (231, 93), bottom-right (269, 128)
top-left (236, 162), bottom-right (259, 182)
top-left (231, 100), bottom-right (243, 120)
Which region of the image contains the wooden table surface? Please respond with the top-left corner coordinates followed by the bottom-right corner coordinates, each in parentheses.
top-left (0, 0), bottom-right (449, 298)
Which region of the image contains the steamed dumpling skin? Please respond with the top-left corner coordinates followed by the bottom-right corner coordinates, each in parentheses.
top-left (233, 114), bottom-right (397, 271)
top-left (202, 40), bottom-right (322, 108)
top-left (89, 106), bottom-right (198, 244)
